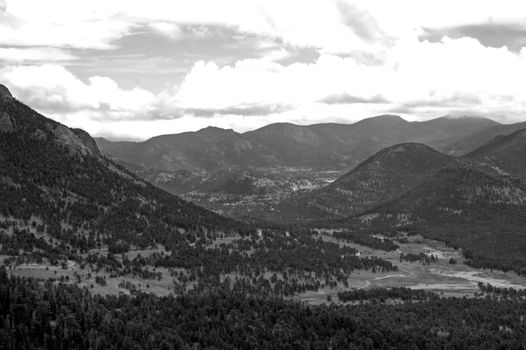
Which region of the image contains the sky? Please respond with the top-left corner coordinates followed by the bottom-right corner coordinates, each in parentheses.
top-left (1, 0), bottom-right (526, 140)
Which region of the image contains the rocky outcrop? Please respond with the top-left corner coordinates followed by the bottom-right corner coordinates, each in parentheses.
top-left (72, 128), bottom-right (102, 155)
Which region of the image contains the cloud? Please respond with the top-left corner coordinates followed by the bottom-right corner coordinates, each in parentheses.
top-left (0, 64), bottom-right (155, 117)
top-left (0, 1), bottom-right (132, 49)
top-left (3, 0), bottom-right (526, 55)
top-left (0, 47), bottom-right (76, 61)
top-left (174, 54), bottom-right (390, 110)
top-left (174, 35), bottom-right (526, 121)
top-left (149, 22), bottom-right (183, 40)
top-left (336, 1), bottom-right (386, 44)
top-left (420, 23), bottom-right (526, 52)
top-left (0, 0), bottom-right (394, 54)
top-left (321, 93), bottom-right (389, 105)
top-left (185, 103), bottom-right (290, 117)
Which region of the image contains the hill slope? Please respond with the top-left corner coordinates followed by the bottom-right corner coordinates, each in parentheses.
top-left (277, 143), bottom-right (462, 221)
top-left (357, 168), bottom-right (526, 272)
top-left (464, 128), bottom-right (526, 178)
top-left (444, 121), bottom-right (526, 156)
top-left (0, 84), bottom-right (245, 261)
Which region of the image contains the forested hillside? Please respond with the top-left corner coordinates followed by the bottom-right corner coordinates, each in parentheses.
top-left (278, 143), bottom-right (462, 221)
top-left (0, 84), bottom-right (247, 264)
top-left (355, 168), bottom-right (526, 273)
top-left (465, 128), bottom-right (526, 178)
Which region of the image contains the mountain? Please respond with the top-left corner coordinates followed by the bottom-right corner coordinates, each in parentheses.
top-left (277, 143), bottom-right (462, 221)
top-left (96, 126), bottom-right (266, 173)
top-left (0, 84), bottom-right (245, 261)
top-left (356, 167), bottom-right (526, 272)
top-left (138, 167), bottom-right (274, 195)
top-left (444, 121), bottom-right (526, 155)
top-left (96, 115), bottom-right (499, 173)
top-left (464, 128), bottom-right (526, 178)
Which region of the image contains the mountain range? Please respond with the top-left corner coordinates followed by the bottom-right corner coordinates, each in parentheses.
top-left (96, 115), bottom-right (499, 173)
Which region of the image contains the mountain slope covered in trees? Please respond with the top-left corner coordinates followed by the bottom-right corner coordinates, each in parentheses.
top-left (0, 84), bottom-right (246, 262)
top-left (278, 143), bottom-right (462, 221)
top-left (444, 121), bottom-right (526, 155)
top-left (356, 167), bottom-right (526, 272)
top-left (464, 128), bottom-right (526, 178)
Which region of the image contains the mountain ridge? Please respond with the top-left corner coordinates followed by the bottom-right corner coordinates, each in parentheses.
top-left (96, 114), bottom-right (500, 173)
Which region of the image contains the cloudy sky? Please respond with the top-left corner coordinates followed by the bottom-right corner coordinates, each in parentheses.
top-left (1, 0), bottom-right (526, 140)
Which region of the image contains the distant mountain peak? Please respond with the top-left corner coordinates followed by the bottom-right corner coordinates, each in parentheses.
top-left (200, 126), bottom-right (232, 132)
top-left (194, 126), bottom-right (238, 137)
top-left (375, 114), bottom-right (404, 119)
top-left (352, 114), bottom-right (409, 129)
top-left (363, 114), bottom-right (406, 122)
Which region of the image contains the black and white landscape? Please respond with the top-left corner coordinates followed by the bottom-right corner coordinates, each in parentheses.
top-left (2, 1), bottom-right (526, 349)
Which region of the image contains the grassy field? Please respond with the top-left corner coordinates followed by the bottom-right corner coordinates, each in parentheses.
top-left (5, 232), bottom-right (526, 304)
top-left (294, 232), bottom-right (526, 304)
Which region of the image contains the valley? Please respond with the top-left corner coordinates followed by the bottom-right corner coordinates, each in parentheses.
top-left (177, 168), bottom-right (342, 219)
top-left (6, 231), bottom-right (526, 304)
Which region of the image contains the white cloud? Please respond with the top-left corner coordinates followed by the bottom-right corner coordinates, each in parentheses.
top-left (0, 0), bottom-right (132, 49)
top-left (0, 47), bottom-right (75, 61)
top-left (175, 54), bottom-right (384, 109)
top-left (0, 64), bottom-right (155, 118)
top-left (174, 35), bottom-right (526, 122)
top-left (149, 22), bottom-right (182, 40)
top-left (3, 0), bottom-right (526, 52)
